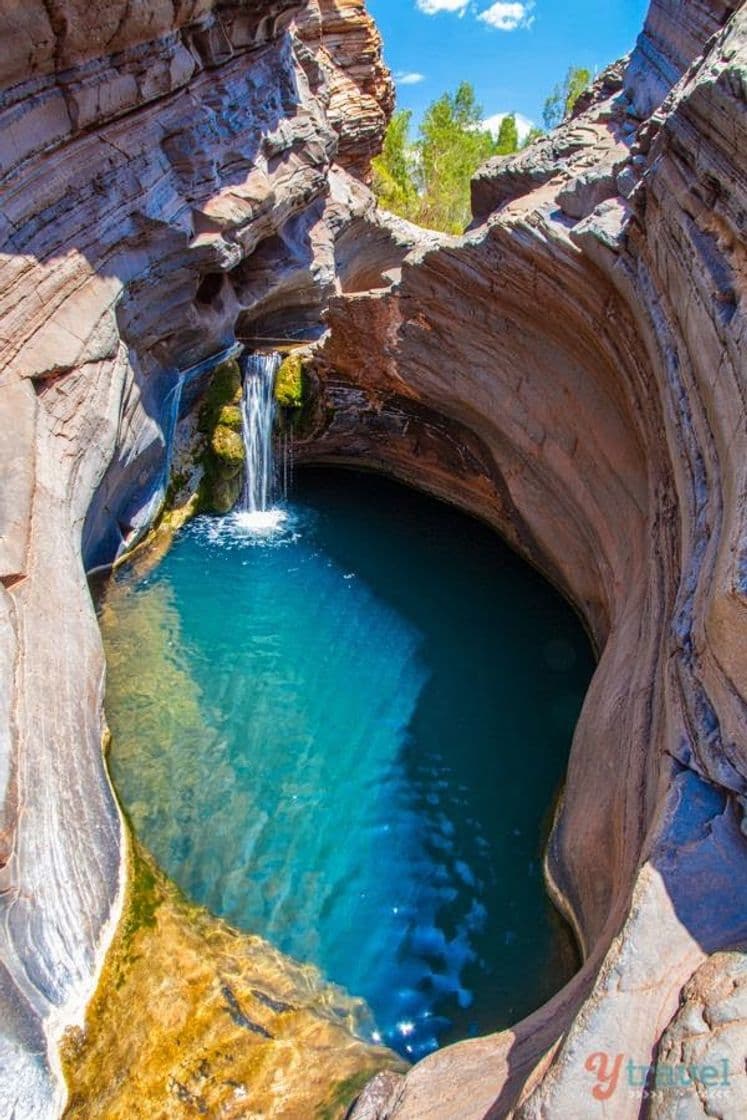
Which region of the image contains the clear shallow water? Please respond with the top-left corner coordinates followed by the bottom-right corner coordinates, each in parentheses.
top-left (103, 468), bottom-right (594, 1059)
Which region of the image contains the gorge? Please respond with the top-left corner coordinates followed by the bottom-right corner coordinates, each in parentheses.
top-left (101, 465), bottom-right (594, 1063)
top-left (0, 1), bottom-right (746, 1119)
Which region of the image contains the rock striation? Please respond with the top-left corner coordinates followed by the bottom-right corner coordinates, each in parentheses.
top-left (291, 2), bottom-right (747, 1116)
top-left (0, 0), bottom-right (746, 1119)
top-left (295, 0), bottom-right (395, 182)
top-left (0, 2), bottom-right (392, 1117)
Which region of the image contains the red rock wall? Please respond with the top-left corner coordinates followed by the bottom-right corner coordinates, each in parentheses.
top-left (0, 3), bottom-right (391, 1116)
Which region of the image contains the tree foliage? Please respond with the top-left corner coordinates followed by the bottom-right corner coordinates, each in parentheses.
top-left (372, 83), bottom-right (515, 234)
top-left (542, 66), bottom-right (592, 130)
top-left (372, 67), bottom-right (593, 234)
top-left (495, 114), bottom-right (519, 156)
top-left (417, 83), bottom-right (499, 232)
top-left (371, 109), bottom-right (420, 220)
top-left (521, 126), bottom-right (545, 148)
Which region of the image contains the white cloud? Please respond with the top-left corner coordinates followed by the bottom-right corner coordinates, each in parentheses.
top-left (395, 71), bottom-right (426, 85)
top-left (483, 111), bottom-right (536, 143)
top-left (416, 0), bottom-right (469, 15)
top-left (477, 2), bottom-right (535, 30)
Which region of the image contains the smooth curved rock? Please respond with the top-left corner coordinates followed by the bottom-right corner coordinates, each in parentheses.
top-left (289, 4), bottom-right (747, 1116)
top-left (0, 2), bottom-right (391, 1117)
top-left (1, 0), bottom-right (746, 1118)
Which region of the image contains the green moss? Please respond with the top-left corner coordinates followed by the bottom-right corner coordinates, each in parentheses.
top-left (315, 1070), bottom-right (379, 1120)
top-left (210, 425), bottom-right (245, 470)
top-left (121, 847), bottom-right (161, 948)
top-left (274, 352), bottom-right (321, 442)
top-left (199, 359), bottom-right (242, 422)
top-left (197, 358), bottom-right (247, 514)
top-left (216, 403), bottom-right (243, 431)
top-left (274, 353), bottom-right (305, 410)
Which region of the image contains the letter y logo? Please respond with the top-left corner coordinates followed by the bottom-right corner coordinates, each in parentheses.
top-left (585, 1052), bottom-right (624, 1100)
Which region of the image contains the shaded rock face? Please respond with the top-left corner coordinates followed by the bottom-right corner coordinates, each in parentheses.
top-left (0, 2), bottom-right (391, 1118)
top-left (0, 3), bottom-right (745, 1120)
top-left (288, 3), bottom-right (747, 1117)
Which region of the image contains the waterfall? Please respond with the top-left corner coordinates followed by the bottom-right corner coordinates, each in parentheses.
top-left (239, 352), bottom-right (284, 528)
top-left (162, 374), bottom-right (185, 493)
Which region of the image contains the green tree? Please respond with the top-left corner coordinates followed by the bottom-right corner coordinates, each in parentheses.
top-left (542, 66), bottom-right (592, 130)
top-left (371, 109), bottom-right (419, 219)
top-left (521, 126), bottom-right (545, 149)
top-left (417, 82), bottom-right (497, 233)
top-left (495, 113), bottom-right (519, 156)
top-left (373, 82), bottom-right (498, 234)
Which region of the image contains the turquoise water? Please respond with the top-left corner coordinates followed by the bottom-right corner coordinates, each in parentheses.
top-left (104, 468), bottom-right (594, 1059)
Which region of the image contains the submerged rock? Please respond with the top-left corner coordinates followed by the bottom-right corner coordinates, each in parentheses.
top-left (61, 843), bottom-right (403, 1120)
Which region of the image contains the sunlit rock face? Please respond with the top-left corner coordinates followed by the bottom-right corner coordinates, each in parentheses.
top-left (0, 2), bottom-right (391, 1117)
top-left (1, 0), bottom-right (745, 1118)
top-left (290, 3), bottom-right (747, 1117)
top-left (624, 0), bottom-right (743, 115)
top-left (295, 0), bottom-right (395, 182)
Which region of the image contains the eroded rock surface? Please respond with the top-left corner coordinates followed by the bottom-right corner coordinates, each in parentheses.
top-left (288, 3), bottom-right (747, 1117)
top-left (1, 0), bottom-right (746, 1119)
top-left (0, 2), bottom-right (391, 1117)
top-left (649, 950), bottom-right (747, 1119)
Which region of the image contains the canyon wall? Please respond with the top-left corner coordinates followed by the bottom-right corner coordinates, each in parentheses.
top-left (0, 0), bottom-right (745, 1119)
top-left (292, 3), bottom-right (747, 1116)
top-left (0, 2), bottom-right (391, 1116)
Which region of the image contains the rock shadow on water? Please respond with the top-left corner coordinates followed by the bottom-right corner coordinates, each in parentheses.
top-left (95, 464), bottom-right (596, 1101)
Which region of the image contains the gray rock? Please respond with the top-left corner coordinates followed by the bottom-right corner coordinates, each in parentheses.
top-left (616, 164), bottom-right (640, 198)
top-left (557, 166), bottom-right (620, 220)
top-left (346, 1071), bottom-right (406, 1120)
top-left (471, 127), bottom-right (598, 222)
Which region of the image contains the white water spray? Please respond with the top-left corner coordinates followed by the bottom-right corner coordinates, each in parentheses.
top-left (239, 352), bottom-right (285, 531)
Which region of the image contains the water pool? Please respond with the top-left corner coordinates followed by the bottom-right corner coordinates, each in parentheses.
top-left (101, 467), bottom-right (594, 1059)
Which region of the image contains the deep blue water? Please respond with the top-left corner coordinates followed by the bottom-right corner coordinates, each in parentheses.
top-left (104, 468), bottom-right (594, 1059)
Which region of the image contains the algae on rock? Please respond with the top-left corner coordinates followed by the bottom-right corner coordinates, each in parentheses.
top-left (274, 350), bottom-right (320, 443)
top-left (275, 352), bottom-right (305, 410)
top-left (61, 840), bottom-right (404, 1120)
top-left (198, 358), bottom-right (246, 514)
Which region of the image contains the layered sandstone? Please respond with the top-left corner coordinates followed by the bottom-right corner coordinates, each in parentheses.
top-left (295, 0), bottom-right (395, 181)
top-left (1, 0), bottom-right (746, 1119)
top-left (0, 3), bottom-right (391, 1117)
top-left (291, 4), bottom-right (747, 1117)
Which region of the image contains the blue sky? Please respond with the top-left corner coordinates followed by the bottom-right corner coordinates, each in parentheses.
top-left (367, 0), bottom-right (649, 138)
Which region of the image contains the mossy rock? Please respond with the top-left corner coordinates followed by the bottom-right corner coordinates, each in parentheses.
top-left (274, 353), bottom-right (305, 409)
top-left (216, 403), bottom-right (243, 431)
top-left (195, 359), bottom-right (247, 514)
top-left (201, 470), bottom-right (242, 514)
top-left (209, 358), bottom-right (242, 404)
top-left (198, 358), bottom-right (243, 434)
top-left (210, 424), bottom-right (244, 470)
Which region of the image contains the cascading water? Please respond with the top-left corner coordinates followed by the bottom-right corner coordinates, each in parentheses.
top-left (238, 351), bottom-right (285, 531)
